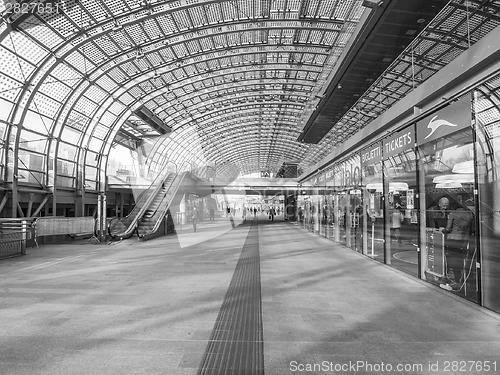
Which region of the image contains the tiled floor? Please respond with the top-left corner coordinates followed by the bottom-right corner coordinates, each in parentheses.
top-left (1, 215), bottom-right (499, 374)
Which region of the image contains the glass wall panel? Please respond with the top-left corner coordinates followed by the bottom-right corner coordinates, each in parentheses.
top-left (337, 190), bottom-right (347, 247)
top-left (342, 155), bottom-right (362, 251)
top-left (474, 78), bottom-right (500, 313)
top-left (89, 137), bottom-right (103, 152)
top-left (24, 110), bottom-right (53, 134)
top-left (383, 127), bottom-right (419, 276)
top-left (361, 142), bottom-right (384, 260)
top-left (304, 191), bottom-right (313, 232)
top-left (0, 98), bottom-right (14, 121)
top-left (349, 188), bottom-right (362, 252)
top-left (56, 175), bottom-right (75, 188)
top-left (58, 142), bottom-right (78, 161)
top-left (312, 185), bottom-right (320, 234)
top-left (319, 193), bottom-right (327, 236)
top-left (85, 151), bottom-right (99, 167)
top-left (15, 130), bottom-right (48, 185)
top-left (318, 173), bottom-right (327, 237)
top-left (297, 189), bottom-right (307, 229)
top-left (18, 168), bottom-right (44, 185)
top-left (332, 164), bottom-right (343, 243)
top-left (17, 149), bottom-right (44, 185)
top-left (85, 166), bottom-right (97, 190)
top-left (61, 127), bottom-right (83, 145)
top-left (19, 130), bottom-right (48, 153)
top-left (326, 191), bottom-right (334, 239)
top-left (325, 168), bottom-right (335, 239)
top-left (417, 96), bottom-right (478, 302)
top-left (57, 159), bottom-right (75, 177)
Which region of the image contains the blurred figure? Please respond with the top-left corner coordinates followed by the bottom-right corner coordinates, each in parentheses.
top-left (428, 196), bottom-right (450, 229)
top-left (390, 208), bottom-right (404, 245)
top-left (191, 207), bottom-right (198, 232)
top-left (440, 204), bottom-right (474, 291)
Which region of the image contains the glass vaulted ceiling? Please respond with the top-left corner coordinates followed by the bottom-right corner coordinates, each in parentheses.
top-left (0, 0), bottom-right (365, 189)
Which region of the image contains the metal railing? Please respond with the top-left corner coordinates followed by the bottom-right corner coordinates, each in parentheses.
top-left (0, 219), bottom-right (33, 258)
top-left (32, 217), bottom-right (96, 246)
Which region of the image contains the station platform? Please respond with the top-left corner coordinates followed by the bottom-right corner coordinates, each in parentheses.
top-left (1, 215), bottom-right (499, 375)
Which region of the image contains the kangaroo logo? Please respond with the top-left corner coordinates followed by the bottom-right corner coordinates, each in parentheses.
top-left (425, 115), bottom-right (458, 139)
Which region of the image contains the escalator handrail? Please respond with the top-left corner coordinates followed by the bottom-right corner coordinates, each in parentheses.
top-left (107, 217), bottom-right (136, 240)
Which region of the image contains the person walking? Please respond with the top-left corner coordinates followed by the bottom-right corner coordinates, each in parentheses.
top-left (390, 208), bottom-right (404, 245)
top-left (440, 204), bottom-right (474, 291)
top-left (191, 207), bottom-right (199, 232)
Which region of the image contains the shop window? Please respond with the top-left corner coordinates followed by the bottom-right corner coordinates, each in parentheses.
top-left (474, 79), bottom-right (500, 313)
top-left (361, 142), bottom-right (384, 261)
top-left (417, 95), bottom-right (478, 303)
top-left (383, 129), bottom-right (419, 277)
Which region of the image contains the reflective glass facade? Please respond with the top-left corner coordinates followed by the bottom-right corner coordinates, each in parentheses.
top-left (300, 72), bottom-right (500, 313)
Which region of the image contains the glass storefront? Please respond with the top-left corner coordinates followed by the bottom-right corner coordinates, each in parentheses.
top-left (383, 128), bottom-right (419, 277)
top-left (417, 95), bottom-right (478, 302)
top-left (361, 142), bottom-right (384, 261)
top-left (337, 191), bottom-right (348, 247)
top-left (326, 191), bottom-right (335, 239)
top-left (349, 188), bottom-right (362, 252)
top-left (474, 76), bottom-right (500, 312)
top-left (299, 72), bottom-right (500, 313)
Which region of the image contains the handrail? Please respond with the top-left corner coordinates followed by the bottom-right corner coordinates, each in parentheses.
top-left (120, 172), bottom-right (161, 221)
top-left (108, 168), bottom-right (173, 239)
top-left (0, 218), bottom-right (33, 258)
top-left (137, 171), bottom-right (187, 239)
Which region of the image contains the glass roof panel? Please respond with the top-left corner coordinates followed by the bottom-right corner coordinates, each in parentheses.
top-left (6, 0), bottom-right (490, 183)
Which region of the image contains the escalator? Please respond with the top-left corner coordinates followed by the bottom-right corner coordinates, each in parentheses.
top-left (137, 172), bottom-right (187, 241)
top-left (108, 170), bottom-right (174, 240)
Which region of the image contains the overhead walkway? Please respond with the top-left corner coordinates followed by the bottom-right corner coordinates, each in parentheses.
top-left (1, 215), bottom-right (499, 375)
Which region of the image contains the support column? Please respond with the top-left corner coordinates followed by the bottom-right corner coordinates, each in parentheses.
top-left (179, 194), bottom-right (186, 225)
top-left (96, 193), bottom-right (107, 242)
top-left (75, 170), bottom-right (85, 217)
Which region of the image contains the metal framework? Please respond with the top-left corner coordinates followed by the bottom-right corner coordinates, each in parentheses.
top-left (0, 0), bottom-right (500, 217)
top-left (300, 0), bottom-right (500, 169)
top-left (0, 0), bottom-right (364, 200)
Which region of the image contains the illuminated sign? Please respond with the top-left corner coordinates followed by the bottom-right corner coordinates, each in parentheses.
top-left (383, 128), bottom-right (414, 159)
top-left (416, 95), bottom-right (471, 145)
top-left (361, 143), bottom-right (382, 167)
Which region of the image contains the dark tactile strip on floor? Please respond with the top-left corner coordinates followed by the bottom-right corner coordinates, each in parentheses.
top-left (197, 221), bottom-right (264, 375)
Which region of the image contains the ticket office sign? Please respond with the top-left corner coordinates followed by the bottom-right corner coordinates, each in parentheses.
top-left (416, 95), bottom-right (471, 146)
top-left (360, 142), bottom-right (382, 168)
top-left (383, 127), bottom-right (414, 159)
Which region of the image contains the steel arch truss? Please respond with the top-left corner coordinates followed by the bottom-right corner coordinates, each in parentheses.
top-left (0, 0), bottom-right (364, 194)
